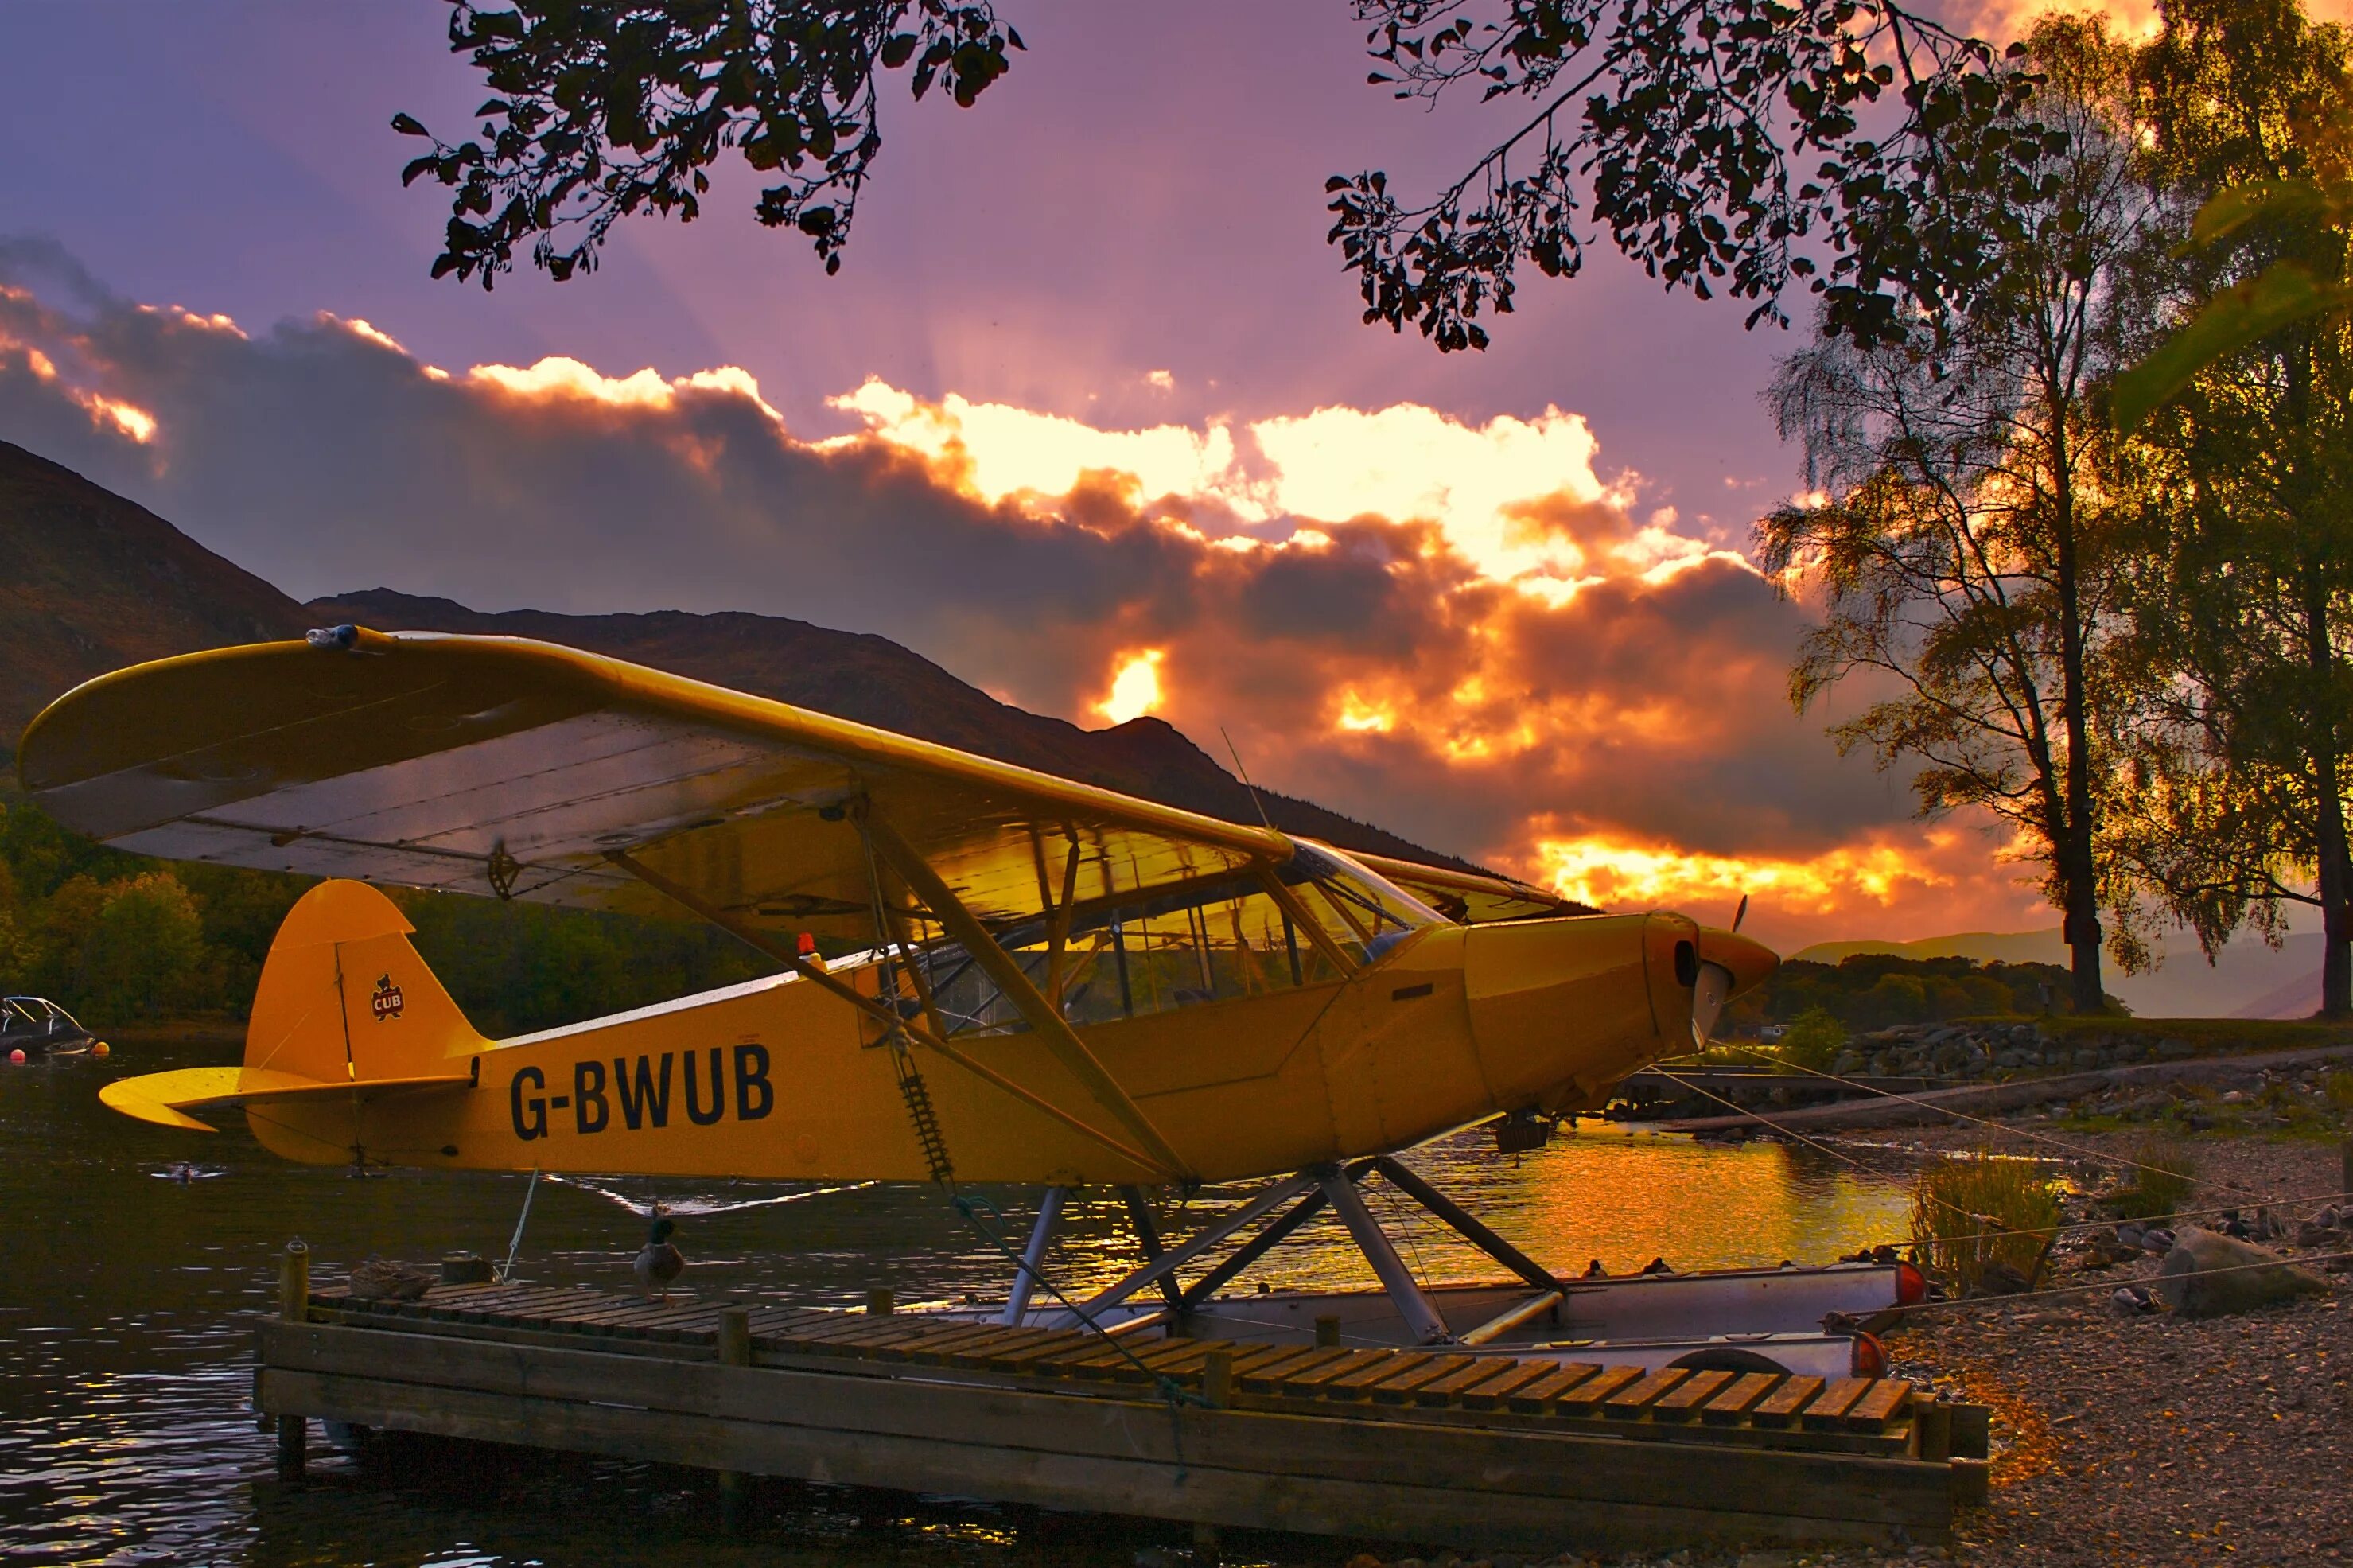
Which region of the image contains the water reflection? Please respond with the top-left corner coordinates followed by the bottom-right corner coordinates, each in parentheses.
top-left (1, 1039), bottom-right (1910, 1565)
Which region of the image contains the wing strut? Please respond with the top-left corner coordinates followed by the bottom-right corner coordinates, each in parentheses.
top-left (858, 807), bottom-right (1196, 1181)
top-left (603, 850), bottom-right (1177, 1181)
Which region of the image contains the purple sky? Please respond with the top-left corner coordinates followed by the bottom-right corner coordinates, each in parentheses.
top-left (0, 2), bottom-right (1795, 527)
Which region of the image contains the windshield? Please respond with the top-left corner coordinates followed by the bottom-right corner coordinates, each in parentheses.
top-left (1278, 840), bottom-right (1446, 961)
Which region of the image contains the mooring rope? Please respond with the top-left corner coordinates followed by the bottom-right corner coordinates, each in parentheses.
top-left (499, 1167), bottom-right (539, 1283)
top-left (1719, 1043), bottom-right (2278, 1196)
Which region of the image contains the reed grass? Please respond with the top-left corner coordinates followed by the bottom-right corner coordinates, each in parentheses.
top-left (1908, 1152), bottom-right (2064, 1295)
top-left (2107, 1138), bottom-right (2197, 1220)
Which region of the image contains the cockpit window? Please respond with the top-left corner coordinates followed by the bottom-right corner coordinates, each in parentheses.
top-left (1278, 841), bottom-right (1445, 964)
top-left (904, 872), bottom-right (1349, 1038)
top-left (873, 840), bottom-right (1442, 1040)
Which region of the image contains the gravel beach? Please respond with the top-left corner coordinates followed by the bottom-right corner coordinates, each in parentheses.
top-left (1332, 1128), bottom-right (2351, 1568)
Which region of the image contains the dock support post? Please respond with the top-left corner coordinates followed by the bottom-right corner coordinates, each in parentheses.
top-left (866, 1286), bottom-right (895, 1315)
top-left (716, 1306), bottom-right (750, 1527)
top-left (1001, 1185), bottom-right (1070, 1325)
top-left (1318, 1167), bottom-right (1451, 1344)
top-left (1200, 1348), bottom-right (1234, 1409)
top-left (275, 1240), bottom-right (309, 1478)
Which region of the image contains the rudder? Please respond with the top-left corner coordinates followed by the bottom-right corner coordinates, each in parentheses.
top-left (244, 879), bottom-right (488, 1085)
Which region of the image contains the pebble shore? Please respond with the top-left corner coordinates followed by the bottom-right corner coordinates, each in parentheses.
top-left (1310, 1129), bottom-right (2348, 1568)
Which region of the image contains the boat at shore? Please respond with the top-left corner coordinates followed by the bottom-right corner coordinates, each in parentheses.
top-left (1, 996), bottom-right (99, 1057)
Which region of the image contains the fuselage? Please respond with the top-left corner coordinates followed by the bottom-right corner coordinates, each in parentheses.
top-left (244, 899), bottom-right (1757, 1185)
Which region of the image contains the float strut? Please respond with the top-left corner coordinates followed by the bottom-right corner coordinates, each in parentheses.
top-left (1373, 1155), bottom-right (1562, 1292)
top-left (1118, 1185), bottom-right (1186, 1309)
top-left (1318, 1165), bottom-right (1452, 1344)
top-left (1001, 1185), bottom-right (1070, 1325)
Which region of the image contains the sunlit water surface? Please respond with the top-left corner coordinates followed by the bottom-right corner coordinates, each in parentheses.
top-left (1, 1041), bottom-right (1911, 1566)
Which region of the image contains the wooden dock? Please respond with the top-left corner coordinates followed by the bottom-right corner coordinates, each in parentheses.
top-left (259, 1272), bottom-right (1987, 1554)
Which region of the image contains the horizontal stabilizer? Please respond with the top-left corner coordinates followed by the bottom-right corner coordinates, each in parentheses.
top-left (99, 1066), bottom-right (474, 1131)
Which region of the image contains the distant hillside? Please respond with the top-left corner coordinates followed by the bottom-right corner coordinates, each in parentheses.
top-left (1795, 926), bottom-right (2331, 1021)
top-left (1793, 930), bottom-right (2068, 967)
top-left (0, 440), bottom-right (309, 753)
top-left (0, 441), bottom-right (1474, 872)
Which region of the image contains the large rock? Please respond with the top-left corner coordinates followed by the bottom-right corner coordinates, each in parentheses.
top-left (2154, 1228), bottom-right (2330, 1317)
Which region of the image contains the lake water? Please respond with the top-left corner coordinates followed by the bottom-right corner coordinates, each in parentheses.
top-left (0, 1041), bottom-right (1912, 1566)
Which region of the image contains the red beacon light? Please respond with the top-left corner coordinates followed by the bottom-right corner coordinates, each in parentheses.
top-left (795, 932), bottom-right (818, 959)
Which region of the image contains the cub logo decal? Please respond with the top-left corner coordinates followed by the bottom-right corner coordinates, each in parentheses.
top-left (371, 974), bottom-right (405, 1022)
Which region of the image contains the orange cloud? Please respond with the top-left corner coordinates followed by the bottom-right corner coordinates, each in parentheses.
top-left (0, 257), bottom-right (2073, 957)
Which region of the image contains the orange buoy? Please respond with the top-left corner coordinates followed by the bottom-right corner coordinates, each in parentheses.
top-left (91, 1041), bottom-right (110, 1058)
top-left (7, 1049), bottom-right (24, 1064)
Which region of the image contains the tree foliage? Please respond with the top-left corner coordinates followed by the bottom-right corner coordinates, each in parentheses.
top-left (1757, 18), bottom-right (2157, 1012)
top-left (2107, 0), bottom-right (2353, 1015)
top-left (1328, 0), bottom-right (2057, 352)
top-left (397, 0), bottom-right (1024, 286)
top-left (395, 1), bottom-right (2071, 355)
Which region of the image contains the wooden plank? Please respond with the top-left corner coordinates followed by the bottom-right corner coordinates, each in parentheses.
top-left (1457, 1360), bottom-right (1558, 1411)
top-left (257, 1327), bottom-right (1954, 1534)
top-left (1367, 1357), bottom-right (1468, 1404)
top-left (453, 1290), bottom-right (595, 1324)
top-left (1507, 1362), bottom-right (1605, 1414)
top-left (1036, 1340), bottom-right (1149, 1380)
top-left (1603, 1368), bottom-right (1693, 1419)
top-left (1236, 1346), bottom-right (1346, 1391)
top-left (1555, 1365), bottom-right (1646, 1417)
top-left (1410, 1358), bottom-right (1524, 1407)
top-left (985, 1332), bottom-right (1105, 1370)
top-left (1700, 1372), bottom-right (1781, 1426)
top-left (1801, 1379), bottom-right (1874, 1432)
top-left (876, 1325), bottom-right (1014, 1363)
top-left (1649, 1370), bottom-right (1734, 1422)
top-left (1843, 1380), bottom-right (1913, 1432)
top-left (262, 1364), bottom-right (1942, 1553)
top-left (1750, 1376), bottom-right (1826, 1428)
top-left (782, 1314), bottom-right (941, 1347)
top-left (468, 1288), bottom-right (613, 1322)
top-left (951, 1329), bottom-right (1065, 1368)
top-left (1285, 1350), bottom-right (1392, 1392)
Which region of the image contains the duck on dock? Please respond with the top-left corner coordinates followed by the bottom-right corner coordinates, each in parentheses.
top-left (634, 1217), bottom-right (685, 1301)
top-left (348, 1257), bottom-right (435, 1301)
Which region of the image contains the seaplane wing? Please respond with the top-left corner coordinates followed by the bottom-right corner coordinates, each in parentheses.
top-left (17, 627), bottom-right (1294, 945)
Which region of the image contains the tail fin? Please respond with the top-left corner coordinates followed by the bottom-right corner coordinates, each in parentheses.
top-left (243, 878), bottom-right (487, 1083)
top-left (100, 880), bottom-right (484, 1131)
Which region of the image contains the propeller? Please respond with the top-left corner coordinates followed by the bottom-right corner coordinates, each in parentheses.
top-left (1690, 959), bottom-right (1735, 1050)
top-left (1691, 892), bottom-right (1751, 1049)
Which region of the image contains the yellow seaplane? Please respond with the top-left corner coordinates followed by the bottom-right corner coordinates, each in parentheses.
top-left (24, 626), bottom-right (1849, 1355)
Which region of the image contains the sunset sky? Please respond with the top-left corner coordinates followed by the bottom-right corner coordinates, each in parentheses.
top-left (3, 1), bottom-right (2342, 955)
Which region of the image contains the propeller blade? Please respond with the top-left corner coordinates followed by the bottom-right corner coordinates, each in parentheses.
top-left (1732, 893), bottom-right (1749, 933)
top-left (1690, 960), bottom-right (1736, 1050)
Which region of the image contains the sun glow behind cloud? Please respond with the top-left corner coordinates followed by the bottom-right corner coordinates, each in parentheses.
top-left (830, 378), bottom-right (1745, 604)
top-left (1535, 832), bottom-right (1959, 917)
top-left (1095, 650), bottom-right (1166, 724)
